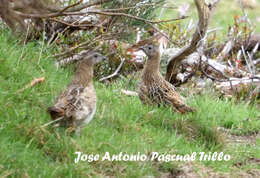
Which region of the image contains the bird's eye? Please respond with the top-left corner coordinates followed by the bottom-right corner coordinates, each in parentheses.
top-left (148, 47), bottom-right (152, 50)
top-left (94, 55), bottom-right (98, 58)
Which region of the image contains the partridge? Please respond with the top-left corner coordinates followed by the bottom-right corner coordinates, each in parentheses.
top-left (138, 42), bottom-right (194, 113)
top-left (47, 51), bottom-right (107, 134)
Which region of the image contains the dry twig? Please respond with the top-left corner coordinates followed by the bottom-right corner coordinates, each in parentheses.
top-left (40, 117), bottom-right (63, 129)
top-left (99, 57), bottom-right (126, 82)
top-left (17, 77), bottom-right (45, 93)
top-left (121, 89), bottom-right (138, 96)
top-left (166, 0), bottom-right (221, 84)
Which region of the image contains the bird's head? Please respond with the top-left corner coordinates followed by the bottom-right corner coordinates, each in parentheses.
top-left (138, 42), bottom-right (160, 59)
top-left (80, 51), bottom-right (107, 65)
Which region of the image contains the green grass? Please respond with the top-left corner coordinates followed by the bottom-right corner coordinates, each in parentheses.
top-left (0, 28), bottom-right (260, 177)
top-left (160, 0), bottom-right (260, 36)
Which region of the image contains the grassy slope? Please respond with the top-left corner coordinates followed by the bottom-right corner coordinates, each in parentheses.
top-left (160, 0), bottom-right (260, 35)
top-left (0, 27), bottom-right (260, 177)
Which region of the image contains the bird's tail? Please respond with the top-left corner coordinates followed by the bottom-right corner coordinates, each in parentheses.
top-left (47, 106), bottom-right (64, 120)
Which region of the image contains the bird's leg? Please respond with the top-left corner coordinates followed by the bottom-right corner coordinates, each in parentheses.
top-left (73, 119), bottom-right (82, 136)
top-left (75, 127), bottom-right (81, 136)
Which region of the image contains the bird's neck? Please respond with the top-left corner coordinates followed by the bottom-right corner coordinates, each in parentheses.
top-left (143, 53), bottom-right (161, 76)
top-left (70, 60), bottom-right (94, 87)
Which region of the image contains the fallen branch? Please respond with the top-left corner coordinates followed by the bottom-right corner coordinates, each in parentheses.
top-left (166, 0), bottom-right (221, 84)
top-left (216, 39), bottom-right (234, 61)
top-left (40, 117), bottom-right (63, 129)
top-left (17, 77), bottom-right (45, 93)
top-left (215, 77), bottom-right (260, 96)
top-left (254, 58), bottom-right (260, 65)
top-left (199, 56), bottom-right (226, 82)
top-left (99, 58), bottom-right (125, 82)
top-left (168, 49), bottom-right (247, 82)
top-left (121, 89), bottom-right (138, 96)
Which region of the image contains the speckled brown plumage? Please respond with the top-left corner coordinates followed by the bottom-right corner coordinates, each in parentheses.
top-left (138, 42), bottom-right (194, 114)
top-left (47, 51), bottom-right (107, 134)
